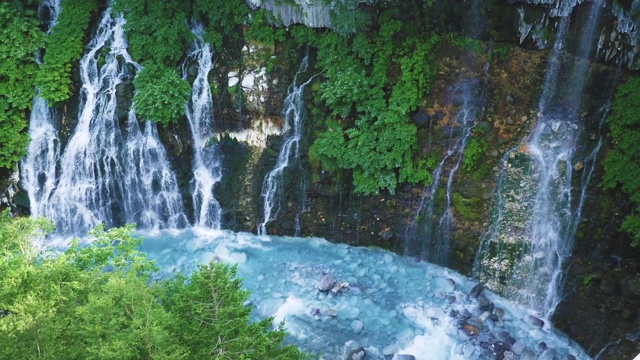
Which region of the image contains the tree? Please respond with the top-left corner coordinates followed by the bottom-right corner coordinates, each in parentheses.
top-left (0, 212), bottom-right (305, 359)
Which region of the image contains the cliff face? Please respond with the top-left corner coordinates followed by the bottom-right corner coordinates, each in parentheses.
top-left (2, 0), bottom-right (639, 358)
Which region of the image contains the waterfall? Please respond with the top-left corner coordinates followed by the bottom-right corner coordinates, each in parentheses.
top-left (122, 110), bottom-right (189, 230)
top-left (183, 23), bottom-right (223, 229)
top-left (258, 56), bottom-right (312, 236)
top-left (404, 117), bottom-right (474, 264)
top-left (404, 51), bottom-right (490, 265)
top-left (44, 13), bottom-right (133, 233)
top-left (34, 10), bottom-right (185, 234)
top-left (474, 0), bottom-right (605, 319)
top-left (21, 0), bottom-right (61, 219)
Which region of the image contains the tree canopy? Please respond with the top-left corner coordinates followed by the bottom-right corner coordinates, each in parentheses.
top-left (0, 211), bottom-right (306, 359)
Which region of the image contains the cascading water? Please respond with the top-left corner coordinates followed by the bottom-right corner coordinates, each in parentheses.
top-left (183, 23), bottom-right (223, 229)
top-left (258, 56), bottom-right (312, 236)
top-left (22, 95), bottom-right (60, 219)
top-left (122, 110), bottom-right (189, 230)
top-left (404, 52), bottom-right (489, 265)
top-left (44, 13), bottom-right (133, 233)
top-left (21, 0), bottom-right (61, 219)
top-left (474, 0), bottom-right (605, 319)
top-left (404, 116), bottom-right (475, 264)
top-left (34, 10), bottom-right (185, 234)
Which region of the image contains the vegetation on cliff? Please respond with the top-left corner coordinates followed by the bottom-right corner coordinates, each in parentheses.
top-left (0, 3), bottom-right (42, 170)
top-left (36, 0), bottom-right (98, 103)
top-left (293, 6), bottom-right (441, 195)
top-left (0, 211), bottom-right (306, 359)
top-left (603, 77), bottom-right (640, 246)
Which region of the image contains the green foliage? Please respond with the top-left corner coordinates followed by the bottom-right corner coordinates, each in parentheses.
top-left (491, 44), bottom-right (511, 63)
top-left (0, 3), bottom-right (43, 169)
top-left (112, 0), bottom-right (190, 66)
top-left (112, 0), bottom-right (192, 125)
top-left (603, 77), bottom-right (640, 246)
top-left (296, 18), bottom-right (440, 195)
top-left (192, 0), bottom-right (250, 49)
top-left (133, 64), bottom-right (191, 125)
top-left (452, 192), bottom-right (481, 220)
top-left (162, 263), bottom-right (304, 359)
top-left (246, 9), bottom-right (286, 45)
top-left (37, 0), bottom-right (98, 103)
top-left (462, 135), bottom-right (489, 172)
top-left (0, 216), bottom-right (306, 359)
top-left (448, 33), bottom-right (484, 54)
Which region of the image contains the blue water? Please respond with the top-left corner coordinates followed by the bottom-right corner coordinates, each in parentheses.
top-left (98, 228), bottom-right (595, 360)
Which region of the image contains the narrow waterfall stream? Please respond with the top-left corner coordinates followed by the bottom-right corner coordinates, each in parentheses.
top-left (404, 50), bottom-right (490, 265)
top-left (21, 0), bottom-right (61, 219)
top-left (258, 56), bottom-right (312, 235)
top-left (183, 23), bottom-right (223, 229)
top-left (474, 0), bottom-right (606, 319)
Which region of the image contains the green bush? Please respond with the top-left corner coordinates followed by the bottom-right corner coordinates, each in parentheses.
top-left (37, 0), bottom-right (98, 103)
top-left (602, 77), bottom-right (640, 246)
top-left (0, 212), bottom-right (306, 359)
top-left (112, 0), bottom-right (190, 67)
top-left (133, 64), bottom-right (191, 125)
top-left (462, 136), bottom-right (489, 172)
top-left (112, 0), bottom-right (192, 125)
top-left (294, 18), bottom-right (439, 195)
top-left (0, 3), bottom-right (43, 169)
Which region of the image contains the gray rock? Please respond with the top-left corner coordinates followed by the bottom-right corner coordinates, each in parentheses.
top-left (469, 283), bottom-right (484, 298)
top-left (505, 95), bottom-right (515, 104)
top-left (466, 317), bottom-right (484, 330)
top-left (502, 350), bottom-right (516, 360)
top-left (523, 314), bottom-right (544, 328)
top-left (462, 324), bottom-right (480, 337)
top-left (351, 320), bottom-right (363, 334)
top-left (345, 347), bottom-right (365, 360)
top-left (378, 229), bottom-right (394, 241)
top-left (536, 341), bottom-right (547, 352)
top-left (599, 278), bottom-right (616, 295)
top-left (411, 111), bottom-right (431, 128)
top-left (318, 274), bottom-right (335, 291)
top-left (520, 348), bottom-right (536, 360)
top-left (538, 348), bottom-right (556, 360)
top-left (395, 355), bottom-right (416, 360)
top-left (510, 341), bottom-right (525, 355)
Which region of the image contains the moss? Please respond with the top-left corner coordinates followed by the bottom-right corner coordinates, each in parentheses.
top-left (452, 192), bottom-right (481, 220)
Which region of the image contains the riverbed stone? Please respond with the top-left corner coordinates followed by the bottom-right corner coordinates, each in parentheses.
top-left (462, 323), bottom-right (480, 337)
top-left (510, 341), bottom-right (525, 355)
top-left (395, 355), bottom-right (416, 360)
top-left (469, 283), bottom-right (484, 298)
top-left (345, 346), bottom-right (365, 360)
top-left (523, 314), bottom-right (544, 328)
top-left (351, 320), bottom-right (363, 334)
top-left (520, 348), bottom-right (536, 360)
top-left (318, 274), bottom-right (335, 291)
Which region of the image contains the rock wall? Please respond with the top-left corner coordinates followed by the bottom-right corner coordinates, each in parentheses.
top-left (4, 1), bottom-right (640, 358)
